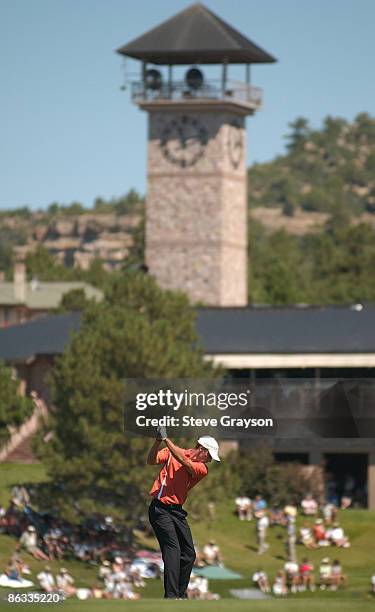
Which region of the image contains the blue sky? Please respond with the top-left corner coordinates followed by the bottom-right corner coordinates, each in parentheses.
top-left (1, 0), bottom-right (374, 210)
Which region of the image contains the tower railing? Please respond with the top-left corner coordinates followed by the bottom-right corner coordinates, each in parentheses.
top-left (131, 79), bottom-right (262, 108)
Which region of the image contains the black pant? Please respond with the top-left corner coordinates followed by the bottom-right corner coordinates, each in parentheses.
top-left (149, 498), bottom-right (196, 599)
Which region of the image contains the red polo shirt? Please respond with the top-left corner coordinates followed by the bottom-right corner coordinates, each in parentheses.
top-left (149, 447), bottom-right (208, 506)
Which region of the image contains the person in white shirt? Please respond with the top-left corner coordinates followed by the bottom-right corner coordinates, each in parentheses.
top-left (371, 572), bottom-right (375, 594)
top-left (284, 561), bottom-right (300, 593)
top-left (20, 526), bottom-right (49, 561)
top-left (319, 558), bottom-right (332, 589)
top-left (252, 569), bottom-right (270, 593)
top-left (300, 522), bottom-right (317, 549)
top-left (37, 566), bottom-right (55, 593)
top-left (273, 570), bottom-right (287, 596)
top-left (203, 541), bottom-right (222, 565)
top-left (56, 568), bottom-right (76, 597)
top-left (256, 514), bottom-right (269, 555)
top-left (329, 523), bottom-right (351, 548)
top-left (301, 494), bottom-right (318, 516)
top-left (235, 496), bottom-right (252, 521)
top-left (98, 560), bottom-right (111, 580)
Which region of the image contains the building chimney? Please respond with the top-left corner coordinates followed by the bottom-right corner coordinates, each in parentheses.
top-left (14, 262), bottom-right (26, 303)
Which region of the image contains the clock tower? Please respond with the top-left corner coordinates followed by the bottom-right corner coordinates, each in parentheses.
top-left (117, 3), bottom-right (275, 306)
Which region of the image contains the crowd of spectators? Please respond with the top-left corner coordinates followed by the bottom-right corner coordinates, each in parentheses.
top-left (0, 492), bottom-right (135, 565)
top-left (253, 557), bottom-right (348, 595)
top-left (0, 480), bottom-right (373, 599)
top-left (234, 492), bottom-right (352, 558)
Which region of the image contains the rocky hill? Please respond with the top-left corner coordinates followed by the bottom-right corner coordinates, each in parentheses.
top-left (248, 112), bottom-right (375, 219)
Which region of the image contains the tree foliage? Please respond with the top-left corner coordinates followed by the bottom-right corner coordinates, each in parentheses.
top-left (34, 273), bottom-right (219, 522)
top-left (57, 288), bottom-right (92, 312)
top-left (249, 217), bottom-right (375, 305)
top-left (0, 362), bottom-right (33, 445)
top-left (225, 446), bottom-right (321, 506)
top-left (249, 113), bottom-right (375, 216)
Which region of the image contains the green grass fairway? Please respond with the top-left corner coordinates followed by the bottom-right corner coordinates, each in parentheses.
top-left (0, 463), bottom-right (47, 506)
top-left (1, 463), bottom-right (375, 609)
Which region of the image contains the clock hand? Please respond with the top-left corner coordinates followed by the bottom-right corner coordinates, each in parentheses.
top-left (177, 126), bottom-right (187, 149)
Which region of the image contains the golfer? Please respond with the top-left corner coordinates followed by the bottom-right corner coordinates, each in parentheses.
top-left (147, 426), bottom-right (220, 599)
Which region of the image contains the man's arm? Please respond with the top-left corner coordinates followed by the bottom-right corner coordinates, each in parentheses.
top-left (146, 439), bottom-right (162, 465)
top-left (165, 438), bottom-right (195, 476)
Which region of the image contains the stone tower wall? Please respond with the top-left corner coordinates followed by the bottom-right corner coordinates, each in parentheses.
top-left (145, 108), bottom-right (248, 306)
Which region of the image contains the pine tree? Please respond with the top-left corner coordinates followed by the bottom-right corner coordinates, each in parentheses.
top-left (35, 272), bottom-right (218, 522)
top-left (0, 361), bottom-right (33, 445)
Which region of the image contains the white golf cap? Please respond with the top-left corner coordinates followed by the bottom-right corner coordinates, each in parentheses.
top-left (197, 436), bottom-right (220, 462)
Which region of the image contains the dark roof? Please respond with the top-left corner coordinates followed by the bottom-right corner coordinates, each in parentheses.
top-left (0, 313), bottom-right (81, 362)
top-left (117, 3), bottom-right (276, 65)
top-left (1, 306), bottom-right (375, 364)
top-left (196, 306), bottom-right (375, 354)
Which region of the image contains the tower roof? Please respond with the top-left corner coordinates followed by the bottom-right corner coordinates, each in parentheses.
top-left (117, 3), bottom-right (276, 65)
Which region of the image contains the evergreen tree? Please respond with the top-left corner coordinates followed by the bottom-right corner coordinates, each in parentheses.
top-left (0, 361), bottom-right (33, 445)
top-left (35, 273), bottom-right (219, 522)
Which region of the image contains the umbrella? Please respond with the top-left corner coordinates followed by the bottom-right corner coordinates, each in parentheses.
top-left (194, 565), bottom-right (242, 580)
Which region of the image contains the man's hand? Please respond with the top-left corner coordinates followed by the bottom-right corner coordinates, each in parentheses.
top-left (156, 424), bottom-right (168, 441)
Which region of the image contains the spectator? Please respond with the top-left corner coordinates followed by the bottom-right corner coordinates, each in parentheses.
top-left (37, 565), bottom-right (55, 593)
top-left (371, 572), bottom-right (375, 594)
top-left (301, 493), bottom-right (318, 516)
top-left (340, 496), bottom-right (352, 510)
top-left (331, 559), bottom-right (348, 590)
top-left (98, 560), bottom-right (111, 581)
top-left (341, 474), bottom-right (355, 509)
top-left (284, 561), bottom-right (300, 593)
top-left (313, 519), bottom-right (329, 547)
top-left (187, 574), bottom-right (218, 600)
top-left (10, 548), bottom-right (31, 575)
top-left (56, 568), bottom-right (76, 597)
top-left (11, 486), bottom-right (30, 508)
top-left (5, 561), bottom-right (20, 581)
top-left (322, 502), bottom-right (337, 525)
top-left (203, 540), bottom-right (222, 566)
top-left (299, 557), bottom-right (315, 592)
top-left (252, 568), bottom-right (270, 593)
top-left (187, 574), bottom-right (200, 599)
top-left (129, 562), bottom-right (145, 588)
top-left (328, 523), bottom-right (351, 548)
top-left (44, 531), bottom-right (64, 561)
top-left (19, 526), bottom-right (49, 561)
top-left (285, 511), bottom-right (297, 563)
top-left (193, 576), bottom-right (208, 599)
top-left (284, 501), bottom-right (297, 521)
top-left (207, 502), bottom-right (216, 522)
top-left (319, 557), bottom-right (332, 590)
top-left (300, 522), bottom-right (317, 549)
top-left (235, 496), bottom-right (252, 521)
top-left (272, 570), bottom-right (287, 596)
top-left (253, 495), bottom-right (267, 518)
top-left (256, 513), bottom-right (269, 555)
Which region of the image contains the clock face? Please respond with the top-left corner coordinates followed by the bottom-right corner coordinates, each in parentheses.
top-left (160, 116), bottom-right (208, 168)
top-left (227, 120), bottom-right (244, 169)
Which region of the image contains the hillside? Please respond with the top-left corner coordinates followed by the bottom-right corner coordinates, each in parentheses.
top-left (1, 115), bottom-right (375, 306)
top-left (248, 113), bottom-right (375, 218)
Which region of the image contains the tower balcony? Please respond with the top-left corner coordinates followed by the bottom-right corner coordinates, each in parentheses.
top-left (130, 79), bottom-right (262, 114)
